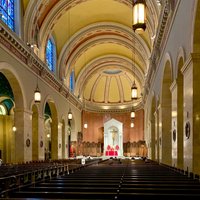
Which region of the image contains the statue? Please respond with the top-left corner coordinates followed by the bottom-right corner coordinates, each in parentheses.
top-left (111, 129), bottom-right (117, 146)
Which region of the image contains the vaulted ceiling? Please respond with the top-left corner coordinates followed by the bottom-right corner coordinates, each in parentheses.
top-left (23, 0), bottom-right (161, 111)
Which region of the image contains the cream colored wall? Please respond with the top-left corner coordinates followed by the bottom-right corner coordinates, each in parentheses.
top-left (182, 61), bottom-right (193, 172)
top-left (147, 2), bottom-right (194, 92)
top-left (0, 44), bottom-right (81, 163)
top-left (145, 0), bottom-right (196, 169)
top-left (192, 54), bottom-right (200, 175)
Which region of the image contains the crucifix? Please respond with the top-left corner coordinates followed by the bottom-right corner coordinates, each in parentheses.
top-left (111, 129), bottom-right (117, 146)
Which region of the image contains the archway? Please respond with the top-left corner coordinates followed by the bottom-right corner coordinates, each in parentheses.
top-left (43, 101), bottom-right (58, 160)
top-left (0, 67), bottom-right (25, 163)
top-left (161, 60), bottom-right (172, 165)
top-left (61, 118), bottom-right (67, 159)
top-left (44, 103), bottom-right (52, 160)
top-left (0, 72), bottom-right (15, 163)
top-left (176, 56), bottom-right (184, 169)
top-left (190, 0), bottom-right (200, 174)
top-left (32, 104), bottom-right (39, 160)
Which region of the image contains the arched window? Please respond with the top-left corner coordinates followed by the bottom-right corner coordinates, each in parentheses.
top-left (0, 0), bottom-right (15, 31)
top-left (69, 70), bottom-right (75, 92)
top-left (46, 37), bottom-right (56, 72)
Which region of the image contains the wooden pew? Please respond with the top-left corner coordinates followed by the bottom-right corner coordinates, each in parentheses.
top-left (5, 158), bottom-right (200, 200)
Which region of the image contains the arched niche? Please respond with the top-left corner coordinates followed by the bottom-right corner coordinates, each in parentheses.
top-left (161, 60), bottom-right (172, 165)
top-left (0, 67), bottom-right (24, 163)
top-left (176, 56), bottom-right (184, 169)
top-left (104, 118), bottom-right (123, 156)
top-left (32, 104), bottom-right (39, 161)
top-left (43, 100), bottom-right (58, 160)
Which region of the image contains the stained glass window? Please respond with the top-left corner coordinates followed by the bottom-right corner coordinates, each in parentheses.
top-left (46, 37), bottom-right (56, 72)
top-left (69, 70), bottom-right (75, 92)
top-left (0, 0), bottom-right (15, 31)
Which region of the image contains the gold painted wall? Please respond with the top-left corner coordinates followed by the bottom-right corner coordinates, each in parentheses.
top-left (0, 115), bottom-right (14, 163)
top-left (171, 82), bottom-right (178, 167)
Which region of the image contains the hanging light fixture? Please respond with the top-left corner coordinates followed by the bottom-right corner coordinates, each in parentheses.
top-left (68, 108), bottom-right (72, 120)
top-left (32, 2), bottom-right (41, 104)
top-left (83, 93), bottom-right (88, 129)
top-left (34, 80), bottom-right (41, 103)
top-left (131, 121), bottom-right (134, 128)
top-left (131, 34), bottom-right (138, 100)
top-left (83, 99), bottom-right (88, 129)
top-left (84, 122), bottom-right (88, 129)
top-left (131, 107), bottom-right (135, 118)
top-left (131, 81), bottom-right (138, 100)
top-left (83, 53), bottom-right (88, 129)
top-left (132, 0), bottom-right (146, 33)
top-left (131, 4), bottom-right (139, 101)
top-left (67, 10), bottom-right (73, 121)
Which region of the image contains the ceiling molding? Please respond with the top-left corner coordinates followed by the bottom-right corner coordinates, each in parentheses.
top-left (58, 22), bottom-right (150, 79)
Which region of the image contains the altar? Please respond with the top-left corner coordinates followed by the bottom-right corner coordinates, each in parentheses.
top-left (105, 150), bottom-right (118, 156)
top-left (105, 145), bottom-right (119, 156)
top-left (104, 118), bottom-right (123, 156)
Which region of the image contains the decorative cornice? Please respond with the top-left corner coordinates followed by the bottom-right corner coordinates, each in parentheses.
top-left (181, 53), bottom-right (200, 75)
top-left (84, 99), bottom-right (143, 113)
top-left (144, 0), bottom-right (180, 104)
top-left (145, 2), bottom-right (169, 87)
top-left (0, 21), bottom-right (82, 111)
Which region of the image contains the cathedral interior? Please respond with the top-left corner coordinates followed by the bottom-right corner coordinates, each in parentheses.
top-left (1, 0), bottom-right (200, 198)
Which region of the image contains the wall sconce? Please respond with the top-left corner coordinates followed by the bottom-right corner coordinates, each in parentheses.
top-left (12, 126), bottom-right (17, 132)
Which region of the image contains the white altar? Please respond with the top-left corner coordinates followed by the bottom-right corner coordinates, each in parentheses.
top-left (104, 118), bottom-right (123, 156)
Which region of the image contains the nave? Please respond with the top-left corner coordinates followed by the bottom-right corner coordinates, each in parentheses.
top-left (1, 158), bottom-right (200, 200)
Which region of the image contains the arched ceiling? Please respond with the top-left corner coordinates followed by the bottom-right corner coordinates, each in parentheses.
top-left (23, 0), bottom-right (161, 111)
